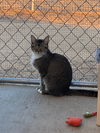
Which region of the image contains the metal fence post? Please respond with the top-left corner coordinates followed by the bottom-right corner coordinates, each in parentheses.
top-left (31, 0), bottom-right (35, 11)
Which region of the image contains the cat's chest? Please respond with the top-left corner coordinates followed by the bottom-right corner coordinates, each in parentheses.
top-left (31, 54), bottom-right (36, 65)
top-left (31, 53), bottom-right (43, 67)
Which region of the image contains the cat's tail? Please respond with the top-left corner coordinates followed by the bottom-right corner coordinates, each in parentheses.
top-left (68, 89), bottom-right (97, 97)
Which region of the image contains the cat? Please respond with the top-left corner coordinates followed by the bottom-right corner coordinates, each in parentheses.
top-left (31, 35), bottom-right (72, 96)
top-left (31, 35), bottom-right (97, 97)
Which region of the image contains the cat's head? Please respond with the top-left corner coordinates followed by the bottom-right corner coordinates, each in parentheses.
top-left (31, 35), bottom-right (49, 55)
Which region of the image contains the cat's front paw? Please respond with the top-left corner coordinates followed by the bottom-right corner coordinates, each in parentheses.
top-left (36, 87), bottom-right (46, 95)
top-left (36, 87), bottom-right (49, 95)
top-left (36, 87), bottom-right (42, 94)
top-left (38, 88), bottom-right (42, 94)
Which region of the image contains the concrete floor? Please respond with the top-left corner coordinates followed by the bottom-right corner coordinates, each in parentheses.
top-left (0, 85), bottom-right (99, 133)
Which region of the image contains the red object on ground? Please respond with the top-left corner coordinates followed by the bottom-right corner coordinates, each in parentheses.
top-left (92, 112), bottom-right (97, 116)
top-left (65, 117), bottom-right (83, 127)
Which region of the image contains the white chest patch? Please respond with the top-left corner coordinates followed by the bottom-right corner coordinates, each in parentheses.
top-left (30, 52), bottom-right (44, 65)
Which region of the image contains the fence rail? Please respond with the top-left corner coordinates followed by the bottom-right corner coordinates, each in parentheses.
top-left (0, 0), bottom-right (100, 84)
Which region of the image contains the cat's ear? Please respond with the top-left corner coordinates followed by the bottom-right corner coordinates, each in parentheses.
top-left (44, 35), bottom-right (49, 47)
top-left (31, 35), bottom-right (36, 45)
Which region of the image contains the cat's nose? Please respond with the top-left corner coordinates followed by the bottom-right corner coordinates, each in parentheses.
top-left (38, 44), bottom-right (40, 46)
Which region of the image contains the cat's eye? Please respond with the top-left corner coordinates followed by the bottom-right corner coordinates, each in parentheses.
top-left (44, 46), bottom-right (48, 49)
top-left (31, 45), bottom-right (34, 48)
top-left (32, 42), bottom-right (34, 45)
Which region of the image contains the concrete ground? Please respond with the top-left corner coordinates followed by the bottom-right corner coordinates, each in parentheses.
top-left (0, 84), bottom-right (99, 133)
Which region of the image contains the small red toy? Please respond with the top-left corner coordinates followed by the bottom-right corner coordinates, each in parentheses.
top-left (65, 117), bottom-right (83, 127)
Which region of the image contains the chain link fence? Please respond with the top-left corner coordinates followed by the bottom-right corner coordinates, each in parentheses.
top-left (0, 0), bottom-right (100, 83)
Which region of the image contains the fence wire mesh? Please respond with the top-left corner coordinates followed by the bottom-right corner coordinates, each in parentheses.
top-left (0, 0), bottom-right (100, 82)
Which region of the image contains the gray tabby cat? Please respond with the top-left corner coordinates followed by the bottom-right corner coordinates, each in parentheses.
top-left (31, 35), bottom-right (72, 96)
